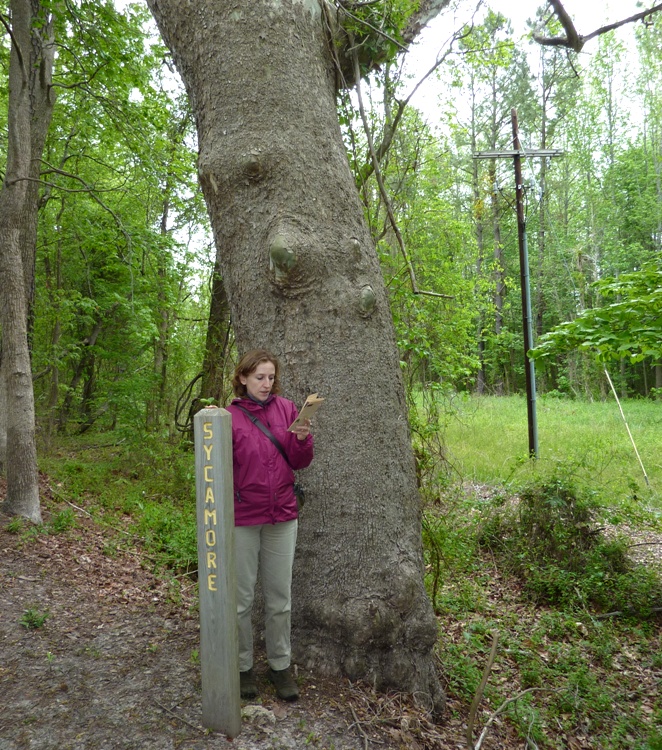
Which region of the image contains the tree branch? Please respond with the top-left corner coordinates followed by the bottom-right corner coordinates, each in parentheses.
top-left (533, 0), bottom-right (662, 52)
top-left (351, 45), bottom-right (453, 300)
top-left (401, 0), bottom-right (453, 47)
top-left (357, 21), bottom-right (475, 186)
top-left (0, 11), bottom-right (28, 85)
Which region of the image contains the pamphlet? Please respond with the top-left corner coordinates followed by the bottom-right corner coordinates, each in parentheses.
top-left (288, 393), bottom-right (325, 431)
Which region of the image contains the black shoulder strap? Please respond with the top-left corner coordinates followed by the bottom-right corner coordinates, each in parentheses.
top-left (235, 405), bottom-right (293, 470)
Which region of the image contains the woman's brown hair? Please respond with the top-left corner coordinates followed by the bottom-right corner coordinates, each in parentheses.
top-left (232, 349), bottom-right (282, 398)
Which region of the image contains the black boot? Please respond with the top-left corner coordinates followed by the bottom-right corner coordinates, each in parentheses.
top-left (268, 667), bottom-right (299, 701)
top-left (240, 669), bottom-right (258, 699)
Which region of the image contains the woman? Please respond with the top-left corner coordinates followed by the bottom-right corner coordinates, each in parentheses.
top-left (226, 349), bottom-right (314, 701)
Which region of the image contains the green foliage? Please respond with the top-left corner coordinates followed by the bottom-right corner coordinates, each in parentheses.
top-left (336, 0), bottom-right (416, 79)
top-left (17, 1), bottom-right (211, 438)
top-left (46, 508), bottom-right (77, 535)
top-left (20, 608), bottom-right (50, 630)
top-left (40, 435), bottom-right (198, 574)
top-left (478, 475), bottom-right (661, 613)
top-left (532, 264), bottom-right (662, 364)
top-left (423, 479), bottom-right (660, 748)
top-left (130, 499), bottom-right (197, 573)
top-left (5, 517), bottom-right (26, 535)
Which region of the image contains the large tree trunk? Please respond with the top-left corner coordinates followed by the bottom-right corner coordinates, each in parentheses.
top-left (0, 0), bottom-right (55, 522)
top-left (147, 0), bottom-right (443, 709)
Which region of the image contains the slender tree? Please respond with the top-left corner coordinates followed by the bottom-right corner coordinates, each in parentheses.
top-left (0, 0), bottom-right (55, 521)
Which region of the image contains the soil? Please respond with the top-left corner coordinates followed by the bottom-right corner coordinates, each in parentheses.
top-left (0, 478), bottom-right (472, 750)
top-left (1, 477), bottom-right (660, 750)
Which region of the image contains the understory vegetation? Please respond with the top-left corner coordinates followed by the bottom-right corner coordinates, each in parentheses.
top-left (4, 396), bottom-right (655, 749)
top-left (416, 395), bottom-right (661, 749)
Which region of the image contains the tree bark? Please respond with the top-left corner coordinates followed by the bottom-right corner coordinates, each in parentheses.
top-left (0, 0), bottom-right (55, 522)
top-left (199, 258), bottom-right (232, 405)
top-left (0, 342), bottom-right (5, 473)
top-left (146, 0), bottom-right (443, 709)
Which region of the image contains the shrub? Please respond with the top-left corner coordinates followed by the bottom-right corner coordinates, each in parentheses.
top-left (478, 476), bottom-right (661, 614)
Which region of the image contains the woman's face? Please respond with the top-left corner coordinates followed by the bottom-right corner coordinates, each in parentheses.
top-left (240, 360), bottom-right (276, 402)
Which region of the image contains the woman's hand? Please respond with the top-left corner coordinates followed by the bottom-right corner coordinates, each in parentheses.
top-left (292, 419), bottom-right (311, 441)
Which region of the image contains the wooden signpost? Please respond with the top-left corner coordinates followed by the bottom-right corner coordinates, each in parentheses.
top-left (194, 407), bottom-right (241, 737)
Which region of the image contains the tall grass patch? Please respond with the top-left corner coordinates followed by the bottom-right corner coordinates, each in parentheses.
top-left (442, 395), bottom-right (662, 518)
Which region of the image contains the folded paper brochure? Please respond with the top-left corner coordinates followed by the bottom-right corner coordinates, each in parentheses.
top-left (288, 393), bottom-right (325, 431)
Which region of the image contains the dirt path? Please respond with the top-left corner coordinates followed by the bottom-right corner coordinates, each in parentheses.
top-left (0, 486), bottom-right (471, 750)
top-left (0, 507), bottom-right (376, 750)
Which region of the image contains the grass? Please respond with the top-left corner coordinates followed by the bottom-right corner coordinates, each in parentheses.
top-left (419, 394), bottom-right (662, 749)
top-left (442, 394), bottom-right (662, 519)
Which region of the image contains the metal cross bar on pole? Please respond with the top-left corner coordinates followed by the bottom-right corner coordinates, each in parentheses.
top-left (473, 109), bottom-right (564, 459)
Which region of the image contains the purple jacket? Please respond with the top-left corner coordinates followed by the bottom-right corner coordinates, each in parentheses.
top-left (226, 395), bottom-right (314, 526)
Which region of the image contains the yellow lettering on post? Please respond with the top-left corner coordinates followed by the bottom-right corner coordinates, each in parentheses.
top-left (208, 574), bottom-right (217, 591)
top-left (206, 529), bottom-right (216, 546)
top-left (204, 465), bottom-right (213, 483)
top-left (203, 444), bottom-right (213, 461)
top-left (205, 486), bottom-right (214, 505)
top-left (203, 422), bottom-right (213, 440)
top-left (205, 508), bottom-right (217, 526)
top-left (207, 551), bottom-right (217, 569)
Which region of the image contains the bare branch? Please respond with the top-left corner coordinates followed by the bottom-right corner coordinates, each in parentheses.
top-left (357, 21), bottom-right (475, 186)
top-left (351, 44), bottom-right (453, 300)
top-left (582, 4), bottom-right (662, 43)
top-left (0, 10), bottom-right (28, 85)
top-left (534, 0), bottom-right (662, 52)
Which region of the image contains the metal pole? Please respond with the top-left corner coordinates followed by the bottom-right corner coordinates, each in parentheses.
top-left (512, 109), bottom-right (539, 458)
top-left (194, 407), bottom-right (241, 737)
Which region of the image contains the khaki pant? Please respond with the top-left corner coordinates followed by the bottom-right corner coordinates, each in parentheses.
top-left (234, 520), bottom-right (298, 672)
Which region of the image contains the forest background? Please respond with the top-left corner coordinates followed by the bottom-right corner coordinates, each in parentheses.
top-left (2, 0), bottom-right (662, 435)
top-left (2, 0), bottom-right (660, 445)
top-left (0, 0), bottom-right (661, 747)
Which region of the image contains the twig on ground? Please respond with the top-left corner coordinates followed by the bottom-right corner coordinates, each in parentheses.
top-left (63, 499), bottom-right (92, 517)
top-left (350, 704), bottom-right (371, 749)
top-left (154, 699), bottom-right (203, 732)
top-left (466, 631), bottom-right (499, 749)
top-left (595, 606), bottom-right (662, 620)
top-left (473, 688), bottom-right (557, 750)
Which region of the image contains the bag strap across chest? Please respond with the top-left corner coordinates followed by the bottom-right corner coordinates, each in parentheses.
top-left (235, 405), bottom-right (293, 470)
